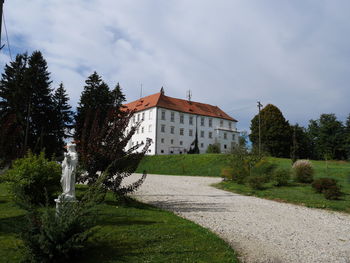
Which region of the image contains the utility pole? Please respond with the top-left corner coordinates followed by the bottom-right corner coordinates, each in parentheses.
top-left (257, 101), bottom-right (263, 156)
top-left (0, 0), bottom-right (4, 50)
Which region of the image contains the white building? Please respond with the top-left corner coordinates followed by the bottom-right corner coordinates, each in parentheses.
top-left (125, 89), bottom-right (239, 155)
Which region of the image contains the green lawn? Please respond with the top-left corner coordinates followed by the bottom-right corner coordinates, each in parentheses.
top-left (136, 154), bottom-right (231, 177)
top-left (0, 183), bottom-right (238, 263)
top-left (216, 157), bottom-right (350, 213)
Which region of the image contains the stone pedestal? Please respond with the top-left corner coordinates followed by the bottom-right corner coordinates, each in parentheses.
top-left (54, 197), bottom-right (77, 216)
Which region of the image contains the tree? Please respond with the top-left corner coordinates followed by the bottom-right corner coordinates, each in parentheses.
top-left (290, 124), bottom-right (312, 161)
top-left (78, 100), bottom-right (151, 200)
top-left (74, 72), bottom-right (113, 142)
top-left (249, 104), bottom-right (292, 158)
top-left (0, 54), bottom-right (29, 162)
top-left (345, 114), bottom-right (350, 160)
top-left (188, 129), bottom-right (200, 154)
top-left (307, 114), bottom-right (345, 160)
top-left (53, 83), bottom-right (74, 156)
top-left (26, 51), bottom-right (57, 157)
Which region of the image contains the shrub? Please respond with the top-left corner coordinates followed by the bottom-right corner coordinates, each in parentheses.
top-left (273, 168), bottom-right (291, 186)
top-left (312, 178), bottom-right (342, 200)
top-left (251, 159), bottom-right (276, 181)
top-left (230, 148), bottom-right (261, 184)
top-left (292, 160), bottom-right (314, 183)
top-left (221, 168), bottom-right (233, 181)
top-left (5, 152), bottom-right (61, 206)
top-left (323, 185), bottom-right (342, 200)
top-left (247, 175), bottom-right (266, 190)
top-left (206, 143), bottom-right (221, 153)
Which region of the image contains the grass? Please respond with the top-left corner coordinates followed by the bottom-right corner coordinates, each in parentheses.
top-left (136, 154), bottom-right (350, 213)
top-left (0, 183), bottom-right (238, 263)
top-left (216, 157), bottom-right (350, 213)
top-left (136, 154), bottom-right (231, 177)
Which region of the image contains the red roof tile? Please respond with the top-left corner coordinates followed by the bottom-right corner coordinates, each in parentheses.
top-left (124, 92), bottom-right (237, 122)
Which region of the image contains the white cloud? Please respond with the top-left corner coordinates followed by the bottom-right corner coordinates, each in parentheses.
top-left (2, 0), bottom-right (350, 130)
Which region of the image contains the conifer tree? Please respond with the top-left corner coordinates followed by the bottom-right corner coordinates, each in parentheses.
top-left (345, 114), bottom-right (350, 160)
top-left (249, 104), bottom-right (292, 157)
top-left (74, 72), bottom-right (113, 142)
top-left (53, 83), bottom-right (74, 155)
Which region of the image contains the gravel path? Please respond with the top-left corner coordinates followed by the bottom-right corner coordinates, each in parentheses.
top-left (127, 174), bottom-right (350, 263)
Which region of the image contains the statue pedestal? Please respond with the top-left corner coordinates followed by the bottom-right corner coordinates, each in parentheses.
top-left (54, 197), bottom-right (78, 216)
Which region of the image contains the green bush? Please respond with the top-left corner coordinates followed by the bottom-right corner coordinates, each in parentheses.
top-left (206, 144), bottom-right (221, 153)
top-left (273, 168), bottom-right (291, 186)
top-left (323, 185), bottom-right (342, 200)
top-left (251, 159), bottom-right (276, 180)
top-left (5, 152), bottom-right (61, 206)
top-left (247, 175), bottom-right (266, 190)
top-left (221, 168), bottom-right (233, 181)
top-left (292, 160), bottom-right (314, 183)
top-left (312, 178), bottom-right (342, 200)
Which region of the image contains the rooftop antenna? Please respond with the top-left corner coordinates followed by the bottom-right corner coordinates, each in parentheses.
top-left (0, 0), bottom-right (5, 51)
top-left (140, 84), bottom-right (143, 98)
top-left (187, 90), bottom-right (192, 101)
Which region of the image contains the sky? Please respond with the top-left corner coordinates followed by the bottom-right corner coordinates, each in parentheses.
top-left (2, 0), bottom-right (350, 132)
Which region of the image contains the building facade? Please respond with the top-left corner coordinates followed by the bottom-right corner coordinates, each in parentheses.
top-left (125, 89), bottom-right (239, 155)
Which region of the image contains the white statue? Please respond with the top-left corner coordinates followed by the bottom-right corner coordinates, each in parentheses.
top-left (59, 143), bottom-right (78, 201)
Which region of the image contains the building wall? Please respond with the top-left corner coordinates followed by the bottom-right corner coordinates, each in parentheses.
top-left (155, 107), bottom-right (239, 155)
top-left (126, 107), bottom-right (157, 155)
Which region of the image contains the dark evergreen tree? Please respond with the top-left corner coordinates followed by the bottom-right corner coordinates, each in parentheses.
top-left (0, 54), bottom-right (29, 161)
top-left (345, 114), bottom-right (350, 160)
top-left (249, 104), bottom-right (292, 158)
top-left (53, 83), bottom-right (74, 156)
top-left (26, 51), bottom-right (57, 156)
top-left (290, 124), bottom-right (312, 161)
top-left (111, 83), bottom-right (126, 108)
top-left (307, 114), bottom-right (345, 160)
top-left (74, 72), bottom-right (113, 142)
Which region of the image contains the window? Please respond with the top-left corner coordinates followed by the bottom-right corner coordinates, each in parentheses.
top-left (180, 114), bottom-right (184, 124)
top-left (232, 134), bottom-right (236, 140)
top-left (200, 131), bottom-right (204, 138)
top-left (137, 114), bottom-right (140, 122)
top-left (161, 138), bottom-right (164, 143)
top-left (189, 116), bottom-right (193, 125)
top-left (137, 128), bottom-right (139, 134)
top-left (133, 115), bottom-right (136, 123)
top-left (161, 125), bottom-right (165, 133)
top-left (171, 139), bottom-right (174, 144)
top-left (229, 122), bottom-right (232, 129)
top-left (149, 110), bottom-right (152, 120)
top-left (180, 141), bottom-right (183, 145)
top-left (220, 120), bottom-right (223, 127)
top-left (209, 132), bottom-right (213, 139)
top-left (161, 110), bottom-right (166, 120)
top-left (142, 112), bottom-right (145, 120)
top-left (224, 144), bottom-right (227, 149)
top-left (171, 126), bottom-right (174, 134)
top-left (224, 133), bottom-right (227, 139)
top-left (180, 128), bottom-right (184, 135)
top-left (148, 149), bottom-right (151, 153)
top-left (132, 142), bottom-right (134, 146)
top-left (189, 129), bottom-right (193, 136)
top-left (161, 150), bottom-right (164, 153)
top-left (201, 117), bottom-right (205, 126)
top-left (209, 118), bottom-right (212, 127)
top-left (148, 125), bottom-right (152, 132)
top-left (200, 143), bottom-right (204, 148)
top-left (141, 127), bottom-right (144, 133)
top-left (171, 112), bottom-right (175, 122)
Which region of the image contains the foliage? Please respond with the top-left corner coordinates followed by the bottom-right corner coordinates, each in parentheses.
top-left (4, 152), bottom-right (61, 206)
top-left (247, 175), bottom-right (266, 190)
top-left (345, 114), bottom-right (350, 160)
top-left (272, 168), bottom-right (291, 186)
top-left (78, 83), bottom-right (151, 200)
top-left (251, 159), bottom-right (276, 178)
top-left (221, 168), bottom-right (233, 180)
top-left (290, 124), bottom-right (313, 163)
top-left (206, 143), bottom-right (221, 153)
top-left (292, 160), bottom-right (314, 183)
top-left (74, 72), bottom-right (114, 143)
top-left (249, 104), bottom-right (292, 158)
top-left (20, 177), bottom-right (105, 263)
top-left (188, 129), bottom-right (200, 154)
top-left (0, 51), bottom-right (71, 163)
top-left (312, 178), bottom-right (342, 200)
top-left (307, 114), bottom-right (346, 160)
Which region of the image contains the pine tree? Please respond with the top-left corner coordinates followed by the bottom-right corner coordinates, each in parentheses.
top-left (0, 54), bottom-right (29, 161)
top-left (26, 51), bottom-right (57, 156)
top-left (249, 104), bottom-right (292, 158)
top-left (74, 72), bottom-right (113, 142)
top-left (345, 114), bottom-right (350, 160)
top-left (111, 83), bottom-right (126, 108)
top-left (53, 83), bottom-right (74, 156)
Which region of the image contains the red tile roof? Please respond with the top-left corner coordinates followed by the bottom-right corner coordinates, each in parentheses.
top-left (124, 92), bottom-right (237, 122)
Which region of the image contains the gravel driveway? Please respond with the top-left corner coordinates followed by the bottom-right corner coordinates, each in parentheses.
top-left (127, 174), bottom-right (350, 263)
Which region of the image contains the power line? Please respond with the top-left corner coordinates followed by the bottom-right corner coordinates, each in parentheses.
top-left (3, 10), bottom-right (12, 61)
